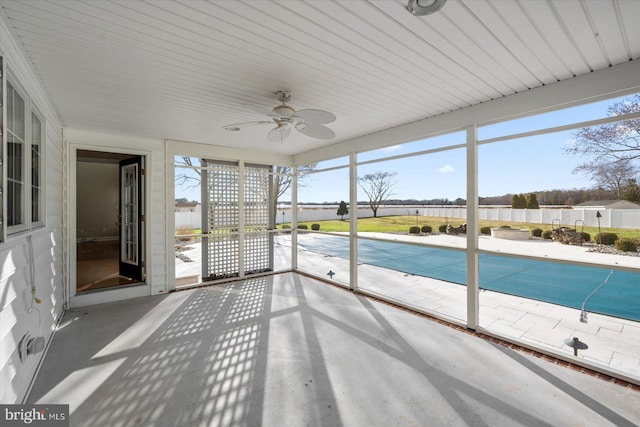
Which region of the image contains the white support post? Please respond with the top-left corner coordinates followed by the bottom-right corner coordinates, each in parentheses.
top-left (238, 161), bottom-right (245, 278)
top-left (466, 124), bottom-right (479, 330)
top-left (291, 166), bottom-right (298, 270)
top-left (349, 152), bottom-right (358, 291)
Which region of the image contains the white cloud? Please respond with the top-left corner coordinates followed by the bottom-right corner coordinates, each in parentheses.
top-left (437, 164), bottom-right (455, 174)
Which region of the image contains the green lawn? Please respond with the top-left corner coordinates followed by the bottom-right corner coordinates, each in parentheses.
top-left (286, 215), bottom-right (640, 241)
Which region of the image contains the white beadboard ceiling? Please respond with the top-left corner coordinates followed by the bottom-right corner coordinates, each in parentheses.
top-left (1, 0), bottom-right (639, 155)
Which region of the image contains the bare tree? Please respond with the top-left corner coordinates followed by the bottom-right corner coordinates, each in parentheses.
top-left (174, 156), bottom-right (201, 190)
top-left (271, 164), bottom-right (316, 221)
top-left (358, 171), bottom-right (397, 218)
top-left (566, 94), bottom-right (640, 163)
top-left (175, 157), bottom-right (316, 223)
top-left (573, 160), bottom-right (637, 199)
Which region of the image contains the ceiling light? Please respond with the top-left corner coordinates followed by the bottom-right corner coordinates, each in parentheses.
top-left (272, 104), bottom-right (295, 119)
top-left (406, 0), bottom-right (447, 16)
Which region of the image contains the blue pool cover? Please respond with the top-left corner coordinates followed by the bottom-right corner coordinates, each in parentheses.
top-left (297, 235), bottom-right (640, 322)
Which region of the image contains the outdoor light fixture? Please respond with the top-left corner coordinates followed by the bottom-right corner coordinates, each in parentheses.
top-left (406, 0), bottom-right (447, 16)
top-left (327, 270), bottom-right (335, 279)
top-left (564, 337), bottom-right (588, 356)
top-left (596, 210), bottom-right (602, 247)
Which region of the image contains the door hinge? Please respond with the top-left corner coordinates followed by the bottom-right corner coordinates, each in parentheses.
top-left (141, 214), bottom-right (145, 222)
top-left (141, 168), bottom-right (146, 176)
top-left (141, 261), bottom-right (146, 268)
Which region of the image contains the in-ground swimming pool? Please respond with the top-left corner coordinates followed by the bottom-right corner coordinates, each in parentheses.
top-left (296, 234), bottom-right (640, 321)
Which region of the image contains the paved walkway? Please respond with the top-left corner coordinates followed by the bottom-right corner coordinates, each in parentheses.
top-left (175, 232), bottom-right (640, 383)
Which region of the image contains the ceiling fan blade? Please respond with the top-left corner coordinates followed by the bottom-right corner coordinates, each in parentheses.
top-left (297, 124), bottom-right (335, 140)
top-left (294, 109), bottom-right (336, 124)
top-left (223, 120), bottom-right (272, 131)
top-left (268, 124), bottom-right (291, 143)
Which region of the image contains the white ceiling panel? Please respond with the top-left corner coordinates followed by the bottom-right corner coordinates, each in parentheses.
top-left (1, 0), bottom-right (639, 155)
top-left (585, 0), bottom-right (629, 62)
top-left (552, 0), bottom-right (610, 71)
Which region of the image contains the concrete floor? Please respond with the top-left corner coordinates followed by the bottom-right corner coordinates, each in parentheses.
top-left (294, 233), bottom-right (640, 380)
top-left (29, 273), bottom-right (640, 427)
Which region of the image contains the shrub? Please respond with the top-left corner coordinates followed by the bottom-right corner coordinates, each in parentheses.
top-left (298, 224), bottom-right (308, 229)
top-left (282, 224), bottom-right (291, 229)
top-left (409, 226), bottom-right (421, 234)
top-left (542, 230), bottom-right (553, 240)
top-left (595, 232), bottom-right (618, 245)
top-left (438, 224), bottom-right (448, 233)
top-left (311, 224), bottom-right (320, 231)
top-left (498, 225), bottom-right (511, 229)
top-left (421, 225), bottom-right (432, 233)
top-left (480, 226), bottom-right (491, 235)
top-left (615, 238), bottom-right (637, 252)
top-left (578, 232), bottom-right (590, 243)
top-left (531, 228), bottom-right (543, 238)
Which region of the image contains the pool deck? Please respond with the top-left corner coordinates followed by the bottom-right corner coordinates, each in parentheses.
top-left (176, 232), bottom-right (640, 384)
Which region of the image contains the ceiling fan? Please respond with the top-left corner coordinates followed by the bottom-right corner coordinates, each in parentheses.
top-left (223, 91), bottom-right (336, 143)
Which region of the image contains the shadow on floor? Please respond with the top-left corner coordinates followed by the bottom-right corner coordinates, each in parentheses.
top-left (28, 273), bottom-right (640, 426)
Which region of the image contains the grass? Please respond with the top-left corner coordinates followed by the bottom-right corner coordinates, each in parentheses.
top-left (284, 215), bottom-right (640, 241)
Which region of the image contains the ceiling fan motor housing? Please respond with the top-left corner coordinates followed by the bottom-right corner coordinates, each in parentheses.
top-left (272, 104), bottom-right (295, 118)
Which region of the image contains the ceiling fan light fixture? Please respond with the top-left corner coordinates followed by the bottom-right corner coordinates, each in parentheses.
top-left (406, 0), bottom-right (447, 16)
top-left (272, 104), bottom-right (295, 118)
top-left (223, 91), bottom-right (335, 143)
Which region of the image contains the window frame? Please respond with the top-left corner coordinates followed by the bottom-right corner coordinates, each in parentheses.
top-left (4, 71), bottom-right (46, 237)
top-left (30, 108), bottom-right (45, 228)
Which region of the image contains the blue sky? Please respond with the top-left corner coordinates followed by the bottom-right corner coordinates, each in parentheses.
top-left (176, 93), bottom-right (634, 204)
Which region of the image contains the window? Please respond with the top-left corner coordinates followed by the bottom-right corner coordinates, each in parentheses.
top-left (5, 77), bottom-right (44, 236)
top-left (31, 112), bottom-right (43, 224)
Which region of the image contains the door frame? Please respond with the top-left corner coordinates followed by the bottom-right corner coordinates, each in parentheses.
top-left (66, 142), bottom-right (152, 307)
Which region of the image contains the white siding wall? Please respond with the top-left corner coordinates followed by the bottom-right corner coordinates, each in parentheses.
top-left (1, 19), bottom-right (64, 403)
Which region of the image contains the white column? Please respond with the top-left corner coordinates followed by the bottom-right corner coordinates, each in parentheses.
top-left (349, 152), bottom-right (358, 291)
top-left (466, 125), bottom-right (479, 330)
top-left (291, 166), bottom-right (298, 270)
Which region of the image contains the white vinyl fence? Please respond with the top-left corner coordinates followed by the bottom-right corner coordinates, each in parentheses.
top-left (176, 207), bottom-right (640, 230)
